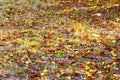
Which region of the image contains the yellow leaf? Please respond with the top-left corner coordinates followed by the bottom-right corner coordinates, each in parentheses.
top-left (86, 61), bottom-right (91, 65)
top-left (84, 66), bottom-right (90, 70)
top-left (106, 35), bottom-right (115, 39)
top-left (92, 6), bottom-right (97, 9)
top-left (85, 71), bottom-right (92, 77)
top-left (89, 69), bottom-right (97, 73)
top-left (67, 76), bottom-right (71, 80)
top-left (4, 55), bottom-right (9, 59)
top-left (112, 62), bottom-right (117, 66)
top-left (92, 33), bottom-right (99, 37)
top-left (60, 69), bottom-right (65, 74)
top-left (43, 69), bottom-right (48, 73)
top-left (56, 73), bottom-right (61, 77)
top-left (51, 61), bottom-right (55, 65)
top-left (111, 51), bottom-right (117, 57)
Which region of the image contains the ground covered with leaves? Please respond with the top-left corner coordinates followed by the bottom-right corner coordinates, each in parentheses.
top-left (0, 0), bottom-right (120, 80)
